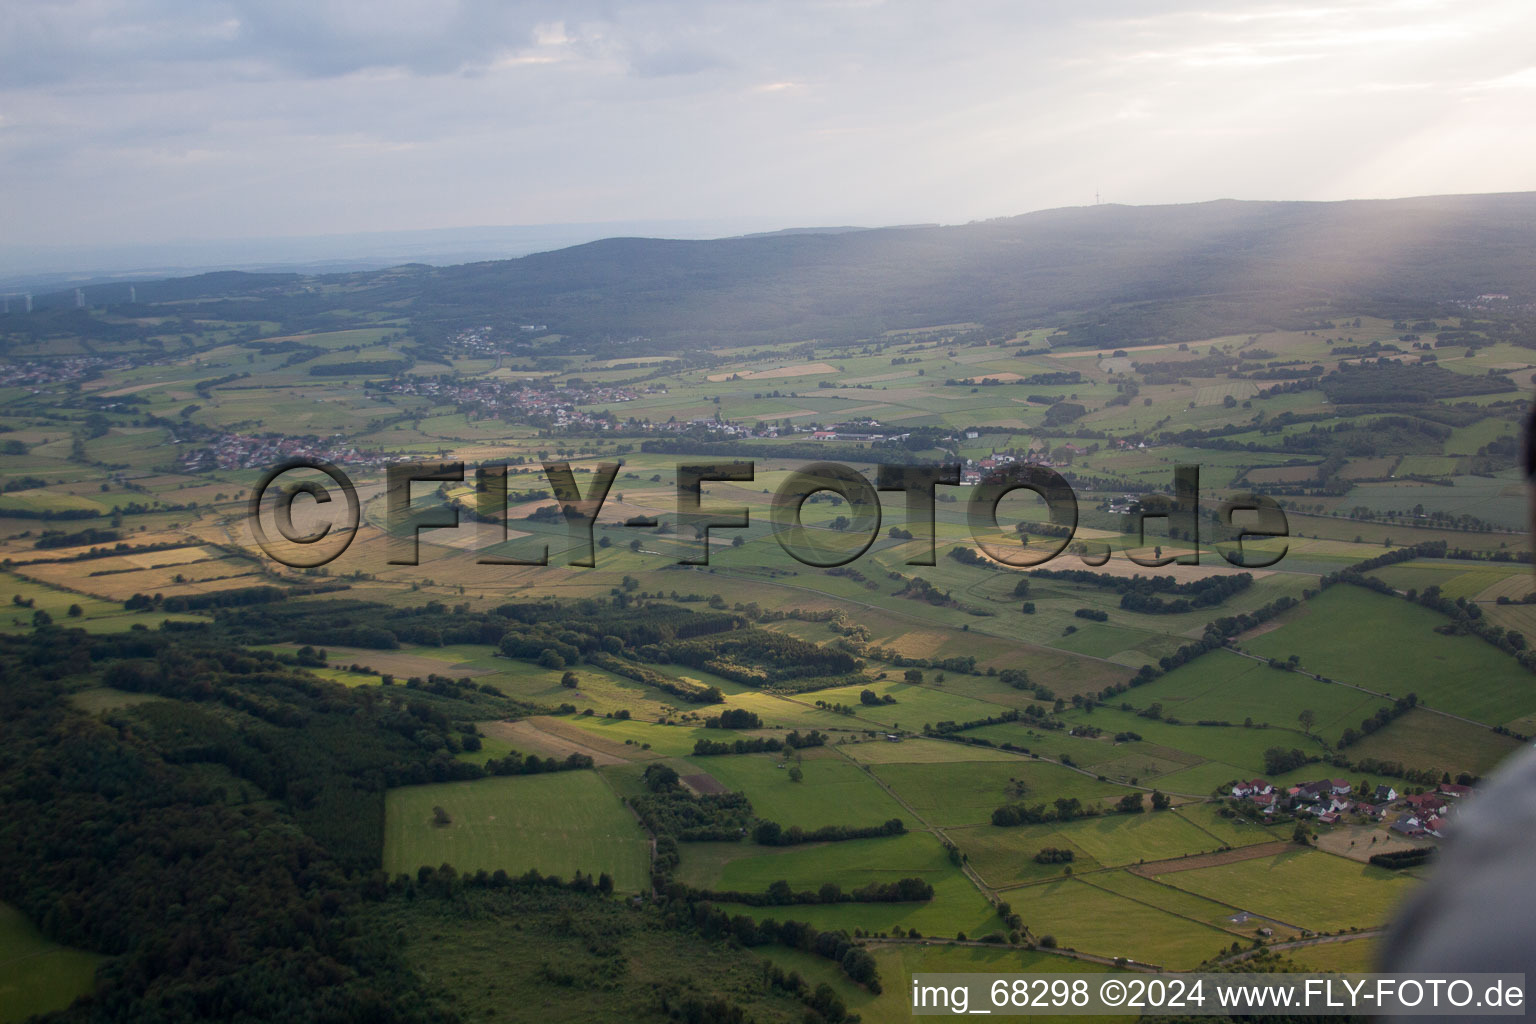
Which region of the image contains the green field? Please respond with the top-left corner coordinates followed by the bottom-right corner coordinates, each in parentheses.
top-left (1345, 707), bottom-right (1521, 776)
top-left (952, 810), bottom-right (1221, 889)
top-left (712, 862), bottom-right (1003, 941)
top-left (383, 772), bottom-right (651, 890)
top-left (676, 829), bottom-right (956, 892)
top-left (872, 760), bottom-right (1135, 828)
top-left (1150, 761), bottom-right (1256, 797)
top-left (1281, 936), bottom-right (1383, 972)
top-left (1080, 869), bottom-right (1284, 936)
top-left (1151, 848), bottom-right (1417, 933)
top-left (0, 901), bottom-right (102, 1023)
top-left (1172, 801), bottom-right (1291, 847)
top-left (838, 736), bottom-right (1019, 764)
top-left (684, 749), bottom-right (911, 829)
top-left (1006, 878), bottom-right (1237, 968)
top-left (1245, 586), bottom-right (1536, 727)
top-left (1085, 648), bottom-right (1382, 745)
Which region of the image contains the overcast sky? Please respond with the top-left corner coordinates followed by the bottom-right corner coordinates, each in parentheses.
top-left (2, 0), bottom-right (1533, 255)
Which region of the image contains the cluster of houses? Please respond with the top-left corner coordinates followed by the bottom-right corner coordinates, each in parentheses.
top-left (956, 446), bottom-right (1103, 484)
top-left (441, 325), bottom-right (549, 355)
top-left (1229, 778), bottom-right (1474, 838)
top-left (368, 376), bottom-right (644, 431)
top-left (809, 419), bottom-right (911, 444)
top-left (0, 355), bottom-right (136, 390)
top-left (177, 431), bottom-right (398, 472)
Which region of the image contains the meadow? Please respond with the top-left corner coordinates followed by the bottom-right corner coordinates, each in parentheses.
top-left (1004, 878), bottom-right (1237, 969)
top-left (0, 901), bottom-right (102, 1024)
top-left (1344, 707), bottom-right (1521, 776)
top-left (1244, 585), bottom-right (1536, 728)
top-left (1150, 848), bottom-right (1417, 933)
top-left (382, 772), bottom-right (651, 890)
top-left (675, 829), bottom-right (954, 892)
top-left (952, 809), bottom-right (1227, 890)
top-left (872, 760), bottom-right (1135, 828)
top-left (683, 748), bottom-right (912, 830)
top-left (1080, 869), bottom-right (1297, 939)
top-left (711, 863), bottom-right (1004, 941)
top-left (1281, 936), bottom-right (1383, 972)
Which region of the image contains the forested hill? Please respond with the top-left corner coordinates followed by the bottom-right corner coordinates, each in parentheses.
top-left (31, 192), bottom-right (1536, 349)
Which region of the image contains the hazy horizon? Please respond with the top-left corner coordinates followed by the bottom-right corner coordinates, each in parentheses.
top-left (5, 187), bottom-right (1532, 292)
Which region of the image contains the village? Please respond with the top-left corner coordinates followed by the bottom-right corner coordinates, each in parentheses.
top-left (367, 376), bottom-right (645, 432)
top-left (175, 430), bottom-right (401, 473)
top-left (1228, 776), bottom-right (1475, 840)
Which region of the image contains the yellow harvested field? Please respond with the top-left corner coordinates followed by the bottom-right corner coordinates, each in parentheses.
top-left (1049, 341), bottom-right (1183, 358)
top-left (1476, 574), bottom-right (1536, 603)
top-left (120, 546), bottom-right (220, 569)
top-left (1005, 553), bottom-right (1272, 582)
top-left (425, 524), bottom-right (533, 551)
top-left (22, 565), bottom-right (266, 601)
top-left (1313, 824), bottom-right (1426, 863)
top-left (706, 362), bottom-right (838, 382)
top-left (519, 715), bottom-right (652, 762)
top-left (876, 628), bottom-right (952, 659)
top-left (95, 381), bottom-right (173, 397)
top-left (481, 719), bottom-right (630, 766)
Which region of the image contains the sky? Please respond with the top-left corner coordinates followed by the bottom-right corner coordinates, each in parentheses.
top-left (2, 0), bottom-right (1533, 261)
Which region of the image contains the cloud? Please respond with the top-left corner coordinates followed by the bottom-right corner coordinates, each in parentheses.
top-left (1, 0), bottom-right (1534, 253)
top-left (629, 46), bottom-right (728, 78)
top-left (0, 0), bottom-right (562, 87)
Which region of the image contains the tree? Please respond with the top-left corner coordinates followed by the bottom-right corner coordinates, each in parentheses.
top-left (753, 821), bottom-right (783, 844)
top-left (841, 947), bottom-right (879, 987)
top-left (1292, 823), bottom-right (1310, 845)
top-left (66, 603), bottom-right (83, 618)
top-left (788, 765), bottom-right (804, 783)
top-left (1297, 708), bottom-right (1316, 734)
top-left (1150, 790), bottom-right (1171, 811)
top-left (431, 806), bottom-right (451, 826)
top-left (643, 763), bottom-right (679, 791)
top-left (538, 648), bottom-right (565, 669)
top-left (903, 669), bottom-right (924, 684)
top-left (560, 671), bottom-right (579, 688)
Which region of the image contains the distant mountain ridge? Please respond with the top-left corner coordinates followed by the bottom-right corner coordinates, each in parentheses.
top-left (22, 193), bottom-right (1536, 348)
